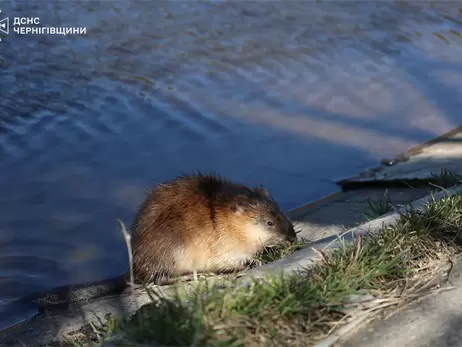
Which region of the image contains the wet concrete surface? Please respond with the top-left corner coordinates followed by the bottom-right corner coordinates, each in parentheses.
top-left (340, 129), bottom-right (462, 184)
top-left (0, 0), bottom-right (462, 325)
top-left (290, 187), bottom-right (431, 241)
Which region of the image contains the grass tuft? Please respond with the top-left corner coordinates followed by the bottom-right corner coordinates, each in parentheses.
top-left (84, 190), bottom-right (462, 347)
top-left (430, 168), bottom-right (462, 188)
top-left (255, 237), bottom-right (311, 265)
top-left (364, 189), bottom-right (394, 220)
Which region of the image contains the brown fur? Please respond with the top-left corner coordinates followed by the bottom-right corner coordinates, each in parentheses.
top-left (130, 172), bottom-right (297, 283)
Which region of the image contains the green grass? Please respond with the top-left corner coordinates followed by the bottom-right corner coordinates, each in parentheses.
top-left (363, 169), bottom-right (462, 220)
top-left (254, 237), bottom-right (311, 265)
top-left (364, 189), bottom-right (394, 220)
top-left (430, 168), bottom-right (462, 188)
top-left (81, 187), bottom-right (462, 347)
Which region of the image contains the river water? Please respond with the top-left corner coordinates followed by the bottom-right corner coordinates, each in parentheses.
top-left (0, 0), bottom-right (461, 313)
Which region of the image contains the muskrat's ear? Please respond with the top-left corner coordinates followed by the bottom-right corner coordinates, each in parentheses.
top-left (230, 201), bottom-right (246, 214)
top-left (254, 185), bottom-right (271, 198)
top-left (231, 195), bottom-right (254, 214)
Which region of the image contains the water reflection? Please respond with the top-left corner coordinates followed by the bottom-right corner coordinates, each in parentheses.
top-left (0, 1), bottom-right (461, 319)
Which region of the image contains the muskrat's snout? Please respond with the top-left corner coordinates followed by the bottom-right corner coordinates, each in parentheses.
top-left (279, 217), bottom-right (297, 243)
top-left (286, 232), bottom-right (297, 243)
top-left (265, 213), bottom-right (297, 245)
top-left (284, 226), bottom-right (297, 243)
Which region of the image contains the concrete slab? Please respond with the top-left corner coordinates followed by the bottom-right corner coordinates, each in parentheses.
top-left (338, 127), bottom-right (462, 187)
top-left (289, 187), bottom-right (430, 241)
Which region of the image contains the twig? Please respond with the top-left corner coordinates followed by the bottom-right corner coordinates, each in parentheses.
top-left (117, 219), bottom-right (134, 288)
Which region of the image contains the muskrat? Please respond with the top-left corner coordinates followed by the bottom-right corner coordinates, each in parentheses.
top-left (0, 173), bottom-right (296, 320)
top-left (131, 172), bottom-right (297, 283)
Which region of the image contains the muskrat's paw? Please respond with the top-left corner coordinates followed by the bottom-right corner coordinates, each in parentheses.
top-left (247, 258), bottom-right (263, 268)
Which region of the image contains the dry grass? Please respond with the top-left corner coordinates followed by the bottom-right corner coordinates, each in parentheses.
top-left (74, 186), bottom-right (462, 347)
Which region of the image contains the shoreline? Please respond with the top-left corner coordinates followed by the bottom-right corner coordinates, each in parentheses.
top-left (1, 126), bottom-right (462, 346)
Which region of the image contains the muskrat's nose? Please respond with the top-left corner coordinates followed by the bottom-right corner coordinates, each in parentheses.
top-left (287, 234), bottom-right (297, 243)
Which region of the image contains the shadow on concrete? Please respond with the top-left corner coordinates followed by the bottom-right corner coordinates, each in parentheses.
top-left (428, 314), bottom-right (462, 347)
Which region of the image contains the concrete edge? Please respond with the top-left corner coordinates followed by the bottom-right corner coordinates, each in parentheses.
top-left (335, 126), bottom-right (462, 189)
top-left (286, 191), bottom-right (344, 220)
top-left (337, 177), bottom-right (443, 191)
top-left (402, 126), bottom-right (462, 158)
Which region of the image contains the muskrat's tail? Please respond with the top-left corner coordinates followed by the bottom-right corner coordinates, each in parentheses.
top-left (0, 274), bottom-right (127, 332)
top-left (32, 274), bottom-right (128, 309)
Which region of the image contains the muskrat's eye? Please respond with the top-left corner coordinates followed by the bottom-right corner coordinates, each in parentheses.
top-left (266, 220), bottom-right (274, 227)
